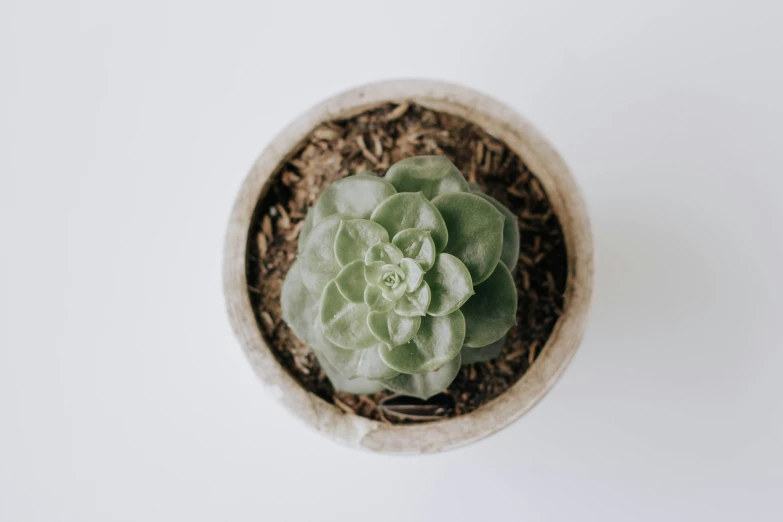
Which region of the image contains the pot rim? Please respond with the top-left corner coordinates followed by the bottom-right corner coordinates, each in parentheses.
top-left (223, 79), bottom-right (594, 453)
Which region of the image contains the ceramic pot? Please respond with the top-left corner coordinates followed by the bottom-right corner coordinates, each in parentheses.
top-left (223, 79), bottom-right (594, 453)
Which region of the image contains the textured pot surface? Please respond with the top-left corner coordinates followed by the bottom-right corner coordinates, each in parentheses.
top-left (224, 79), bottom-right (594, 453)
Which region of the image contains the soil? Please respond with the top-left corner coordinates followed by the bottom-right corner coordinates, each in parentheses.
top-left (246, 102), bottom-right (568, 424)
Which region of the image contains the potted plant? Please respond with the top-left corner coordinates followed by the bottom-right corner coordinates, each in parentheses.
top-left (223, 79), bottom-right (593, 453)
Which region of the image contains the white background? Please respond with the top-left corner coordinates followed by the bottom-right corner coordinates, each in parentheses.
top-left (2, 1), bottom-right (782, 521)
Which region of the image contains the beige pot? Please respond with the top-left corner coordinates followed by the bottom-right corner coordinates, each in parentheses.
top-left (223, 79), bottom-right (594, 453)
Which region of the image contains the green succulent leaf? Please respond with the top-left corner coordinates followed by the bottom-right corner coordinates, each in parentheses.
top-left (394, 281), bottom-right (430, 317)
top-left (310, 318), bottom-right (360, 370)
top-left (297, 210), bottom-right (315, 252)
top-left (320, 280), bottom-right (377, 350)
top-left (384, 156), bottom-right (469, 199)
top-left (370, 192), bottom-right (448, 251)
top-left (314, 351), bottom-right (385, 394)
top-left (364, 285), bottom-right (396, 312)
top-left (353, 348), bottom-right (400, 380)
top-left (280, 260), bottom-right (319, 343)
top-left (311, 321), bottom-right (398, 380)
top-left (367, 311), bottom-right (421, 347)
top-left (364, 241), bottom-right (404, 265)
top-left (432, 192), bottom-right (505, 285)
top-left (460, 336), bottom-right (505, 365)
top-left (299, 214), bottom-right (346, 294)
top-left (312, 173), bottom-right (397, 224)
top-left (382, 353), bottom-right (462, 400)
top-left (461, 261), bottom-right (518, 347)
top-left (474, 192), bottom-right (520, 270)
top-left (399, 258), bottom-right (424, 292)
top-left (391, 229), bottom-right (436, 272)
top-left (423, 253), bottom-right (474, 316)
top-left (334, 219), bottom-right (389, 267)
top-left (379, 310), bottom-right (465, 374)
top-left (335, 260), bottom-right (367, 303)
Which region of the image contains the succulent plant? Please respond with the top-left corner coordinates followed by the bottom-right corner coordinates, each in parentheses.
top-left (281, 156), bottom-right (519, 399)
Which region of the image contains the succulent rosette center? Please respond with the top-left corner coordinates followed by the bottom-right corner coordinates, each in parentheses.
top-left (281, 156), bottom-right (520, 400)
top-left (381, 269), bottom-right (401, 290)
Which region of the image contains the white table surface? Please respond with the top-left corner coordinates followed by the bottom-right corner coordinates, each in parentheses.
top-left (2, 1), bottom-right (782, 521)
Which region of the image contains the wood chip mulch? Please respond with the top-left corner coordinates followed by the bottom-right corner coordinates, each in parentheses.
top-left (245, 102), bottom-right (567, 424)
